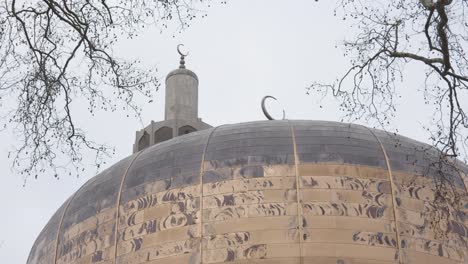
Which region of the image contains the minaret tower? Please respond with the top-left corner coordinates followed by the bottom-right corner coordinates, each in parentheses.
top-left (133, 45), bottom-right (212, 153)
top-left (165, 45), bottom-right (199, 121)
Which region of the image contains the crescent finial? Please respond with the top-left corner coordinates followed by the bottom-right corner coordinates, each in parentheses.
top-left (177, 44), bottom-right (189, 57)
top-left (177, 44), bottom-right (189, 69)
top-left (262, 96), bottom-right (286, 120)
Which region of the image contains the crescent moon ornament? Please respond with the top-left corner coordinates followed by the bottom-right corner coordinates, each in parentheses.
top-left (177, 44), bottom-right (189, 57)
top-left (177, 44), bottom-right (189, 69)
top-left (261, 96), bottom-right (286, 120)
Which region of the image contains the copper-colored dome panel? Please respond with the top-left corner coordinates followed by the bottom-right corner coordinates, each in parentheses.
top-left (28, 120), bottom-right (468, 264)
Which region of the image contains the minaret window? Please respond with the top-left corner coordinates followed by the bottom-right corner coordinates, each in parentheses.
top-left (138, 131), bottom-right (150, 151)
top-left (178, 125), bottom-right (196, 136)
top-left (155, 126), bottom-right (173, 144)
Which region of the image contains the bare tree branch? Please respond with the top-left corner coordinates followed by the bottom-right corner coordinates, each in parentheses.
top-left (308, 0), bottom-right (467, 159)
top-left (0, 0), bottom-right (221, 179)
top-left (307, 0), bottom-right (468, 238)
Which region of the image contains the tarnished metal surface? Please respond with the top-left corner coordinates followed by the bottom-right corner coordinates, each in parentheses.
top-left (28, 120), bottom-right (468, 264)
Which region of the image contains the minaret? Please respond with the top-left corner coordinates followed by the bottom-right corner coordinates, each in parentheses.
top-left (165, 46), bottom-right (199, 121)
top-left (133, 45), bottom-right (212, 153)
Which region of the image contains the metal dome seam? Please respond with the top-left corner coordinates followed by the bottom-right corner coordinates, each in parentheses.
top-left (363, 125), bottom-right (404, 264)
top-left (53, 185), bottom-right (86, 264)
top-left (288, 120), bottom-right (304, 264)
top-left (198, 126), bottom-right (222, 263)
top-left (112, 150), bottom-right (147, 263)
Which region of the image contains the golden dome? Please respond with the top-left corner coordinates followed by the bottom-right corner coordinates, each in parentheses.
top-left (28, 120), bottom-right (468, 264)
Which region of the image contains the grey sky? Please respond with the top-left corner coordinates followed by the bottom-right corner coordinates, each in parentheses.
top-left (0, 1), bottom-right (435, 262)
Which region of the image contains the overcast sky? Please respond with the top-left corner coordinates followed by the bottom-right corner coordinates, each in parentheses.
top-left (0, 1), bottom-right (437, 262)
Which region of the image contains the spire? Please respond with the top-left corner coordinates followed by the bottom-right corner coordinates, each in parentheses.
top-left (177, 44), bottom-right (188, 69)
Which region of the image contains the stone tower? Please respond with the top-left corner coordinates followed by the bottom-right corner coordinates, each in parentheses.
top-left (133, 46), bottom-right (212, 153)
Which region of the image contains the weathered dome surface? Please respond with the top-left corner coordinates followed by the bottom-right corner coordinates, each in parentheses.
top-left (28, 120), bottom-right (468, 264)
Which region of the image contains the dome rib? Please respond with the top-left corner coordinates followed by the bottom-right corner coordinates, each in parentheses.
top-left (112, 150), bottom-right (147, 261)
top-left (363, 124), bottom-right (403, 264)
top-left (53, 196), bottom-right (73, 264)
top-left (198, 125), bottom-right (222, 263)
top-left (52, 181), bottom-right (88, 264)
top-left (288, 120), bottom-right (304, 262)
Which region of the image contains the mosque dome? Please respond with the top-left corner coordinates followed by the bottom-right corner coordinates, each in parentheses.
top-left (28, 46), bottom-right (467, 263)
top-left (27, 120), bottom-right (468, 264)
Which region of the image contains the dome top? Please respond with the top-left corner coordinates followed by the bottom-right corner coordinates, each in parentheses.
top-left (165, 68), bottom-right (198, 82)
top-left (166, 44), bottom-right (198, 81)
top-left (28, 120), bottom-right (468, 264)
